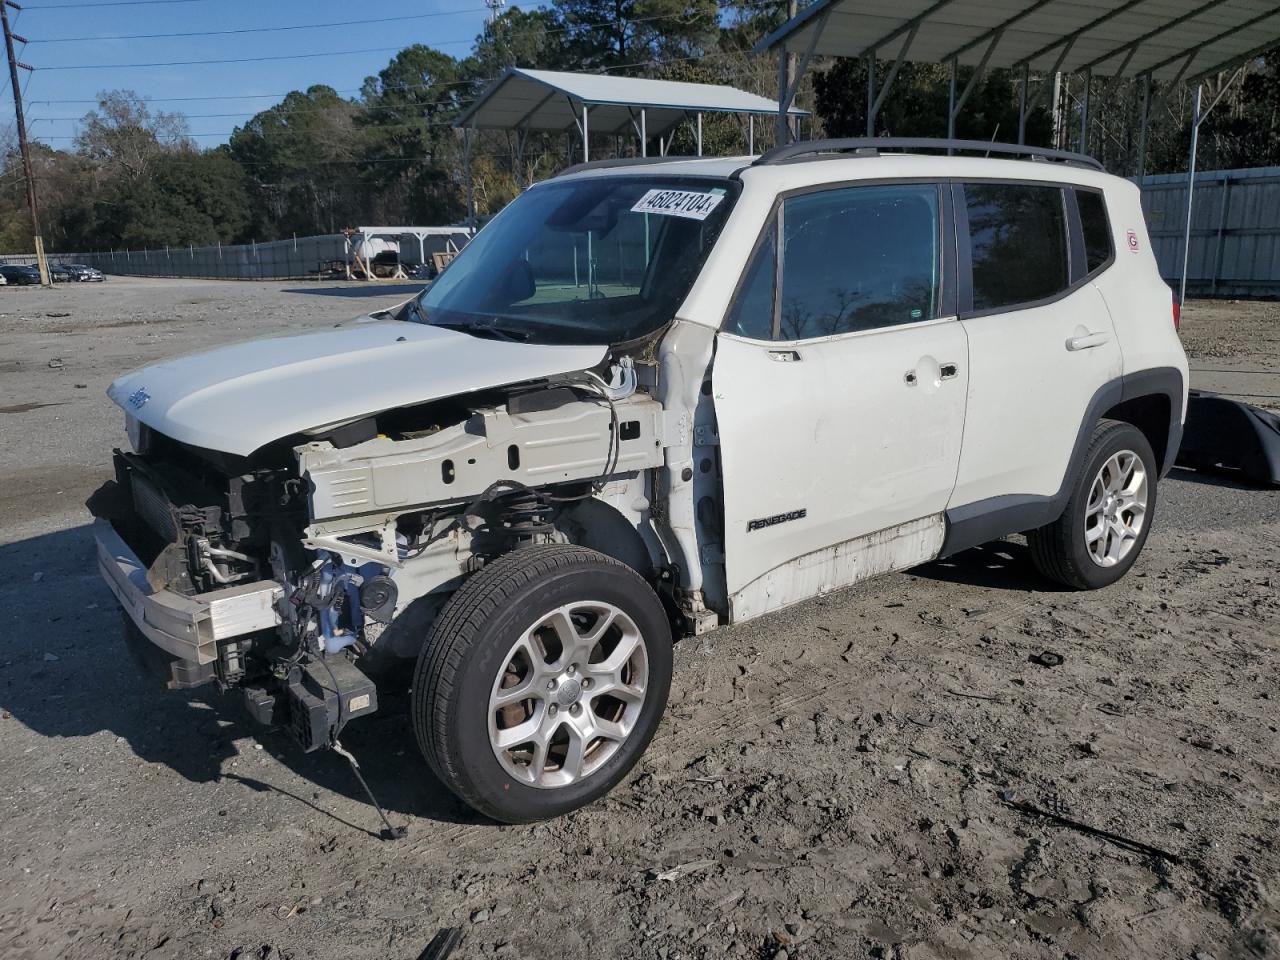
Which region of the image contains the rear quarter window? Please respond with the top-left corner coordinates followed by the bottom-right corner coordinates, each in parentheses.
top-left (1076, 189), bottom-right (1114, 274)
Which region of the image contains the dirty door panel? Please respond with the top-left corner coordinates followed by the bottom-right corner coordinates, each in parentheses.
top-left (714, 181), bottom-right (968, 601)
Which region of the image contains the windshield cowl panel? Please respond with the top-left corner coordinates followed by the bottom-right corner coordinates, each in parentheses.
top-left (415, 175), bottom-right (739, 347)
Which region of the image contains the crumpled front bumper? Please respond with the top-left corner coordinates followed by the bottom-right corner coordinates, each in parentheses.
top-left (94, 519), bottom-right (284, 686)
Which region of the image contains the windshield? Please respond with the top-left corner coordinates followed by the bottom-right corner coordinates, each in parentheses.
top-left (414, 175), bottom-right (738, 345)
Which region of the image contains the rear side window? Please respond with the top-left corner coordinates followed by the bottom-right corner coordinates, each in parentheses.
top-left (1076, 189), bottom-right (1113, 274)
top-left (776, 184), bottom-right (941, 340)
top-left (964, 183), bottom-right (1069, 312)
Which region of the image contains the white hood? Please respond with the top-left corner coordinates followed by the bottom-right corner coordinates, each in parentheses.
top-left (108, 318), bottom-right (607, 456)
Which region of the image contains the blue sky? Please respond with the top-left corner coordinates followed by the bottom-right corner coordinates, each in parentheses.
top-left (7, 0), bottom-right (509, 150)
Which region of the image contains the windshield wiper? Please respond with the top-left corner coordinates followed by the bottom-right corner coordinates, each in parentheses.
top-left (432, 319), bottom-right (533, 343)
top-left (405, 298), bottom-right (429, 325)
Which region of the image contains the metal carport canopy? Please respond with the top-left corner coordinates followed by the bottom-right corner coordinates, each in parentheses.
top-left (756, 0), bottom-right (1280, 83)
top-left (455, 67), bottom-right (809, 155)
top-left (755, 0), bottom-right (1280, 308)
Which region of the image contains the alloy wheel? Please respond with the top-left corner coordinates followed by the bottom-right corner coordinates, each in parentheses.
top-left (488, 601), bottom-right (648, 789)
top-left (1084, 449), bottom-right (1148, 567)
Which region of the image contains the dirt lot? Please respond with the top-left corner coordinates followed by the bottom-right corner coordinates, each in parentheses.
top-left (0, 280), bottom-right (1277, 960)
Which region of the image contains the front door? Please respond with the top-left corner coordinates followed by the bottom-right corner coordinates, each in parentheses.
top-left (713, 181), bottom-right (968, 619)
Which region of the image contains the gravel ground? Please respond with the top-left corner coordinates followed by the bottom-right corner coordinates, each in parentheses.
top-left (0, 279), bottom-right (1277, 960)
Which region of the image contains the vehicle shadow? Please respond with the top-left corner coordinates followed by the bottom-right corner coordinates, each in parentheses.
top-left (282, 283), bottom-right (424, 299)
top-left (0, 523), bottom-right (483, 831)
top-left (1166, 464), bottom-right (1274, 491)
top-left (909, 538), bottom-right (1072, 592)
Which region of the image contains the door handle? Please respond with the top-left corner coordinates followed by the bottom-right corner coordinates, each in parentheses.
top-left (1066, 331), bottom-right (1111, 351)
top-left (940, 362), bottom-right (959, 380)
top-left (768, 349), bottom-right (801, 363)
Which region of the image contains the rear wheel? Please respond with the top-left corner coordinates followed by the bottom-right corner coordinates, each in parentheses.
top-left (412, 545), bottom-right (672, 823)
top-left (1028, 419), bottom-right (1157, 589)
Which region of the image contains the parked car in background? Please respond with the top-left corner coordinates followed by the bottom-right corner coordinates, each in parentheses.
top-left (64, 263), bottom-right (105, 282)
top-left (0, 264), bottom-right (41, 285)
top-left (50, 264), bottom-right (74, 282)
top-left (0, 272), bottom-right (7, 285)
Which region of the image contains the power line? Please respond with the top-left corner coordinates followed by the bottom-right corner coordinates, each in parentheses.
top-left (22, 0), bottom-right (225, 10)
top-left (38, 43), bottom-right (414, 70)
top-left (30, 5), bottom-right (766, 70)
top-left (31, 7), bottom-right (489, 43)
top-left (27, 81), bottom-right (467, 104)
top-left (30, 100), bottom-right (482, 122)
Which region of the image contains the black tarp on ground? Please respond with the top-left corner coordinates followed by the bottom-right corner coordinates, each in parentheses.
top-left (1176, 390), bottom-right (1280, 487)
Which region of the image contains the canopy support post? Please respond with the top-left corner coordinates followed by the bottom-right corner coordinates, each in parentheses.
top-left (1017, 63), bottom-right (1029, 143)
top-left (948, 28), bottom-right (1003, 143)
top-left (641, 108), bottom-right (647, 157)
top-left (1014, 36), bottom-right (1075, 145)
top-left (868, 22), bottom-right (918, 137)
top-left (776, 9), bottom-right (828, 146)
top-left (1078, 68), bottom-right (1091, 154)
top-left (947, 59), bottom-right (957, 141)
top-left (696, 112), bottom-right (703, 156)
top-left (513, 121), bottom-right (530, 188)
top-left (582, 104), bottom-right (589, 162)
top-left (1179, 83), bottom-right (1202, 308)
top-left (748, 114), bottom-right (754, 155)
top-left (865, 54), bottom-right (875, 137)
top-left (1136, 73), bottom-right (1151, 180)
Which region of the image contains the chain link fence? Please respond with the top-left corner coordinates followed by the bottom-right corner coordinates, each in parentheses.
top-left (1, 229), bottom-right (471, 281)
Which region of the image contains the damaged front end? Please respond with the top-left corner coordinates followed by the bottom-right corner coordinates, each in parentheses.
top-left (90, 358), bottom-right (680, 759)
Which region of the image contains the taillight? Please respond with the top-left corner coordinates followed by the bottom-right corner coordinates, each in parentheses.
top-left (1172, 300), bottom-right (1180, 331)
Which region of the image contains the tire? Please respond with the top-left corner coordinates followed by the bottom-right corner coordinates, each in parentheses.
top-left (412, 544), bottom-right (673, 823)
top-left (1028, 419), bottom-right (1158, 589)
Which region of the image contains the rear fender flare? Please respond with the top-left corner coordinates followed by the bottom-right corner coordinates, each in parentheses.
top-left (941, 366), bottom-right (1184, 557)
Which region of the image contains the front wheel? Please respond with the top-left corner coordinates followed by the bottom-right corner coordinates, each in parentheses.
top-left (1028, 419), bottom-right (1158, 589)
top-left (412, 545), bottom-right (673, 823)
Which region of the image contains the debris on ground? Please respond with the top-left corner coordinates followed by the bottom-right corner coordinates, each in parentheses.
top-left (1029, 650), bottom-right (1064, 668)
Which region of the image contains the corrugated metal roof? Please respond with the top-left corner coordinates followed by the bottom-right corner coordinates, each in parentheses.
top-left (756, 0), bottom-right (1280, 83)
top-left (456, 67), bottom-right (808, 135)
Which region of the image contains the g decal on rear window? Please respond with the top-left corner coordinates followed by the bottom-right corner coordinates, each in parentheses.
top-left (1126, 229), bottom-right (1140, 253)
top-left (631, 189), bottom-right (725, 220)
top-left (747, 509), bottom-right (807, 532)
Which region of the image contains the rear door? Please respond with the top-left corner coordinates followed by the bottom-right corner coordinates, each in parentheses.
top-left (713, 181), bottom-right (968, 613)
top-left (949, 180), bottom-right (1123, 514)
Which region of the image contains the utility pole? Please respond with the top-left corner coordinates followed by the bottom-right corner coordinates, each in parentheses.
top-left (1, 0), bottom-right (49, 285)
top-left (775, 0), bottom-right (797, 146)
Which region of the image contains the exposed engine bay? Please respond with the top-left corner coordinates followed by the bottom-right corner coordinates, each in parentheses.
top-left (89, 354), bottom-right (715, 761)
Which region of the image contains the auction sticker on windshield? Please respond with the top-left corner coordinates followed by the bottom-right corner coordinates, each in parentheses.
top-left (631, 189), bottom-right (725, 221)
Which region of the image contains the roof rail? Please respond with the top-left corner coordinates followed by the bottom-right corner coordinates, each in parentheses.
top-left (555, 155), bottom-right (713, 178)
top-left (753, 138), bottom-right (1104, 172)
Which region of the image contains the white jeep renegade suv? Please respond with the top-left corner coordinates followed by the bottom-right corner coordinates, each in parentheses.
top-left (93, 139), bottom-right (1187, 824)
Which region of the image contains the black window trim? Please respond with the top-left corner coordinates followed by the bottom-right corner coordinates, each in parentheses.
top-left (718, 176), bottom-right (958, 343)
top-left (955, 178), bottom-right (1095, 321)
top-left (1071, 186), bottom-right (1117, 281)
top-left (718, 207), bottom-right (780, 341)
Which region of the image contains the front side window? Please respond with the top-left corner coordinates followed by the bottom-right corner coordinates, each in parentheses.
top-left (777, 184), bottom-right (941, 340)
top-left (724, 222), bottom-right (776, 339)
top-left (1076, 189), bottom-right (1113, 274)
top-left (964, 183), bottom-right (1070, 312)
top-left (415, 176), bottom-right (736, 345)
